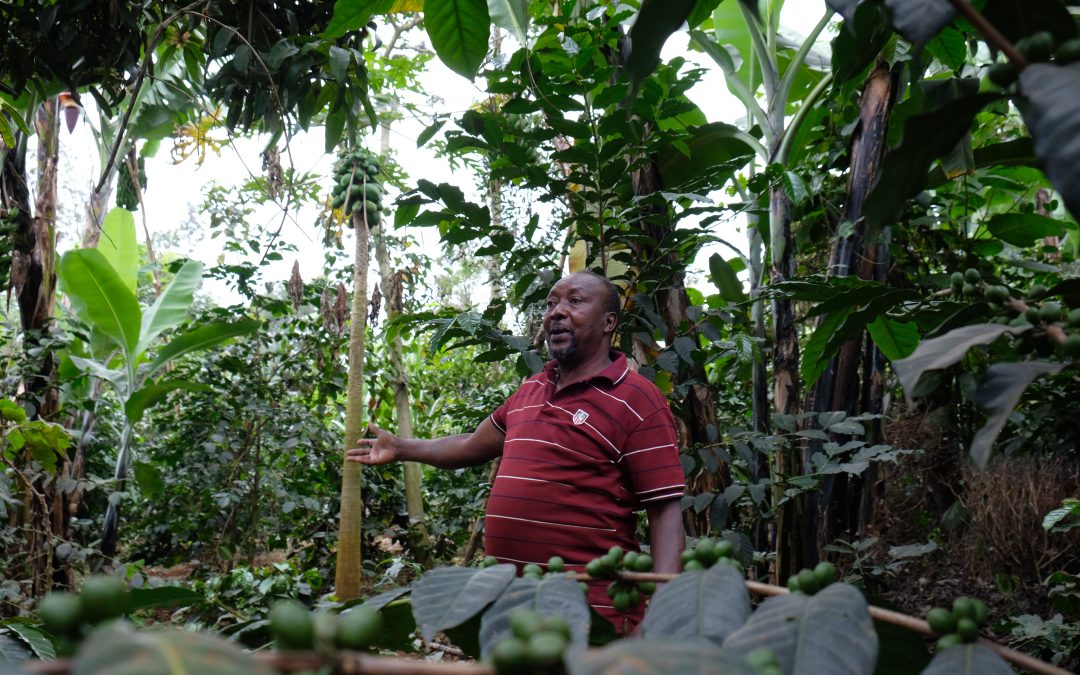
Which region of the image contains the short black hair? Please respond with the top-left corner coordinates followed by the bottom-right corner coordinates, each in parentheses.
top-left (578, 270), bottom-right (621, 324)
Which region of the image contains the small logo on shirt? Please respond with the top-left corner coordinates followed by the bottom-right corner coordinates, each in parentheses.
top-left (572, 409), bottom-right (589, 425)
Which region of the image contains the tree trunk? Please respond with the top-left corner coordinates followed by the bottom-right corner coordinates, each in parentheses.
top-left (335, 193), bottom-right (372, 601)
top-left (804, 64), bottom-right (893, 553)
top-left (374, 116), bottom-right (429, 562)
top-left (769, 186), bottom-right (810, 581)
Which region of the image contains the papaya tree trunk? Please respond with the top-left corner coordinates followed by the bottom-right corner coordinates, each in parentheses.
top-left (335, 202), bottom-right (371, 601)
top-left (374, 115), bottom-right (428, 561)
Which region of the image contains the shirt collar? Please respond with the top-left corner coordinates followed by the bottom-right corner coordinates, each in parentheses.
top-left (543, 350), bottom-right (627, 387)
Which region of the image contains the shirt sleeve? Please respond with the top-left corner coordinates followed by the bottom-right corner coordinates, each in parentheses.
top-left (620, 407), bottom-right (685, 504)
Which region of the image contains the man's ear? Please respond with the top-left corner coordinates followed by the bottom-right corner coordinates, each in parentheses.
top-left (603, 312), bottom-right (618, 334)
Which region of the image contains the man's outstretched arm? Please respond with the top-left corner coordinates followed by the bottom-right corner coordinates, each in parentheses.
top-left (645, 498), bottom-right (685, 574)
top-left (346, 417), bottom-right (504, 469)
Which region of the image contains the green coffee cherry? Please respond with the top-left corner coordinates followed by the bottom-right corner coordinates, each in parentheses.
top-left (926, 607), bottom-right (958, 635)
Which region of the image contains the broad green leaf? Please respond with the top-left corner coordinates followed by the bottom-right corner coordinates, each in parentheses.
top-left (925, 138), bottom-right (1038, 189)
top-left (67, 356), bottom-right (126, 388)
top-left (486, 0), bottom-right (528, 47)
top-left (892, 324), bottom-right (1024, 401)
top-left (137, 260), bottom-right (204, 355)
top-left (478, 576), bottom-right (590, 659)
top-left (361, 586), bottom-right (414, 610)
top-left (325, 107), bottom-right (346, 154)
top-left (147, 320), bottom-right (261, 378)
top-left (424, 0), bottom-right (491, 80)
top-left (132, 460), bottom-right (165, 498)
top-left (831, 3), bottom-right (891, 86)
top-left (708, 254), bottom-right (747, 304)
top-left (920, 643), bottom-right (1014, 675)
top-left (127, 587), bottom-right (205, 612)
top-left (802, 309), bottom-right (852, 388)
top-left (71, 624), bottom-right (274, 675)
top-left (126, 380), bottom-right (212, 423)
top-left (566, 640), bottom-right (756, 675)
top-left (639, 564), bottom-right (751, 645)
top-left (323, 0), bottom-right (395, 40)
top-left (864, 92), bottom-right (997, 238)
top-left (59, 249), bottom-right (142, 358)
top-left (986, 213), bottom-right (1065, 248)
top-left (970, 361), bottom-right (1064, 469)
top-left (866, 316), bottom-right (919, 360)
top-left (722, 584), bottom-right (878, 675)
top-left (2, 621), bottom-right (54, 660)
top-left (1043, 499), bottom-right (1080, 532)
top-left (1019, 63), bottom-right (1080, 220)
top-left (657, 123), bottom-right (757, 187)
top-left (410, 564), bottom-right (516, 641)
top-left (881, 0), bottom-right (954, 48)
top-left (353, 596), bottom-right (417, 651)
top-left (95, 208), bottom-right (138, 295)
top-left (329, 45), bottom-right (350, 83)
top-left (625, 0), bottom-right (697, 99)
top-left (0, 631), bottom-right (31, 664)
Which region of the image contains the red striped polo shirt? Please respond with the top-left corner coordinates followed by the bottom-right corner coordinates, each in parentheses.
top-left (484, 351), bottom-right (684, 627)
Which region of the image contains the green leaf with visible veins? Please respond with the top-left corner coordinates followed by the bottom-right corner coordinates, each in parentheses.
top-left (424, 0), bottom-right (491, 80)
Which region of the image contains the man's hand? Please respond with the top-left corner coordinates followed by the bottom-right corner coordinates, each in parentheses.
top-left (346, 423), bottom-right (399, 464)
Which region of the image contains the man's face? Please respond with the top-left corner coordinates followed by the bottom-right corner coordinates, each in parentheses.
top-left (543, 273), bottom-right (615, 364)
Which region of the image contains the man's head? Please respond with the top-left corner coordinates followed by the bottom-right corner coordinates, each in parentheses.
top-left (543, 271), bottom-right (621, 365)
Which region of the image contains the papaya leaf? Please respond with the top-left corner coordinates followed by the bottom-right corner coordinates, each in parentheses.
top-left (722, 584), bottom-right (878, 675)
top-left (624, 0), bottom-right (697, 101)
top-left (866, 316), bottom-right (919, 361)
top-left (410, 564), bottom-right (516, 642)
top-left (864, 93), bottom-right (998, 238)
top-left (920, 643), bottom-right (1014, 675)
top-left (970, 361), bottom-right (1064, 469)
top-left (881, 0), bottom-right (955, 48)
top-left (639, 565), bottom-right (751, 646)
top-left (566, 640), bottom-right (756, 675)
top-left (96, 208), bottom-right (139, 295)
top-left (424, 0), bottom-right (491, 80)
top-left (891, 324), bottom-right (1024, 400)
top-left (1, 621), bottom-right (53, 660)
top-left (1019, 62), bottom-right (1080, 221)
top-left (146, 320), bottom-right (261, 378)
top-left (486, 0), bottom-right (528, 47)
top-left (478, 576), bottom-right (590, 659)
top-left (986, 213), bottom-right (1065, 247)
top-left (127, 587), bottom-right (205, 612)
top-left (71, 624), bottom-right (275, 675)
top-left (59, 249), bottom-right (142, 359)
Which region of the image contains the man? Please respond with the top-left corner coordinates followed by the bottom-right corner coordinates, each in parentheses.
top-left (347, 271), bottom-right (685, 632)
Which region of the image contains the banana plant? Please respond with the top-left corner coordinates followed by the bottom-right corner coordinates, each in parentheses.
top-left (58, 209), bottom-right (259, 560)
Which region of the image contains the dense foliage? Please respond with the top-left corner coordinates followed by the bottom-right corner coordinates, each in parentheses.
top-left (2, 0), bottom-right (1079, 672)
